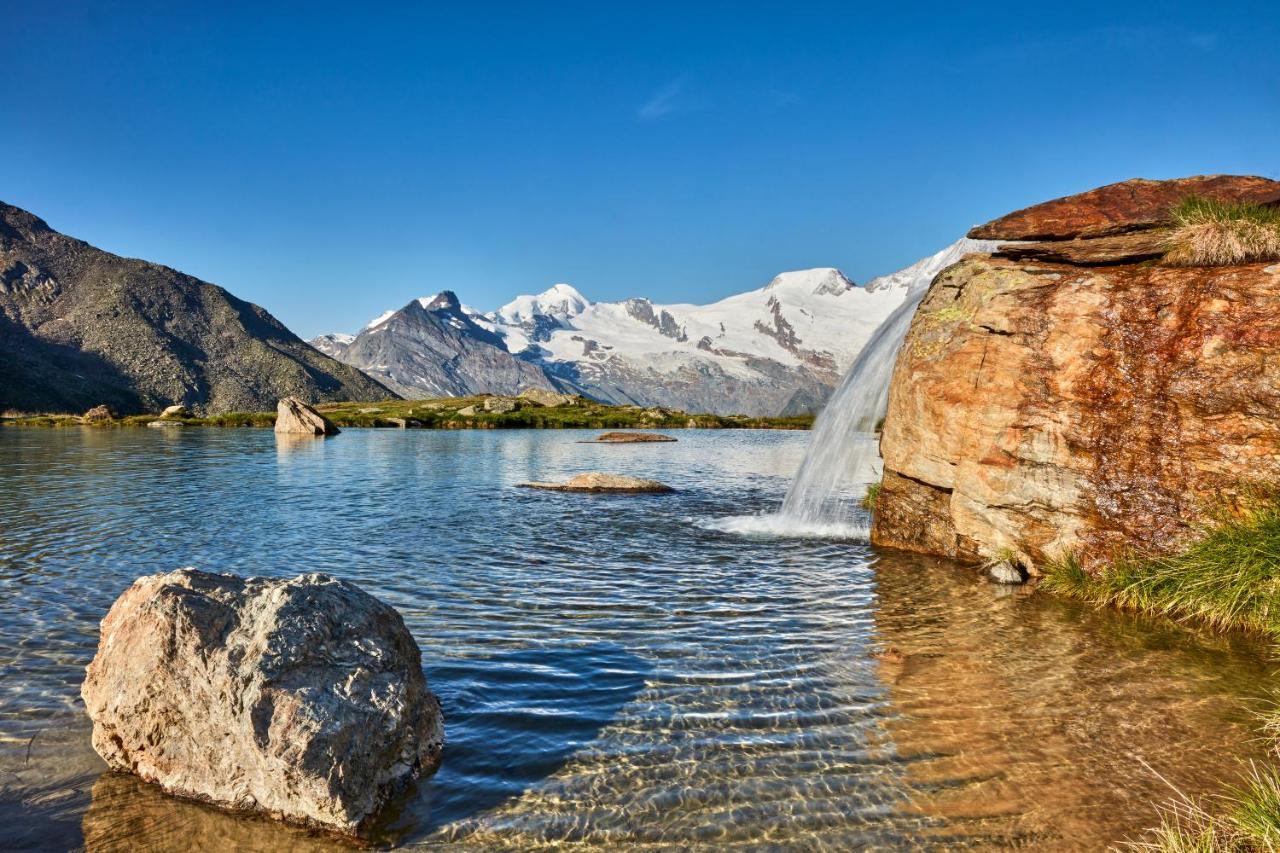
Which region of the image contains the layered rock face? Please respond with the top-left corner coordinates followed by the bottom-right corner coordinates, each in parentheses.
top-left (871, 175), bottom-right (1280, 572)
top-left (81, 570), bottom-right (444, 835)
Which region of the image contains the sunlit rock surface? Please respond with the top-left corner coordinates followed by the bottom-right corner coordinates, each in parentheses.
top-left (273, 397), bottom-right (340, 436)
top-left (873, 176), bottom-right (1280, 572)
top-left (81, 569), bottom-right (444, 835)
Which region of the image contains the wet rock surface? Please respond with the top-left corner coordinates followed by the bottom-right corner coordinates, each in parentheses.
top-left (80, 569), bottom-right (444, 836)
top-left (518, 472), bottom-right (674, 493)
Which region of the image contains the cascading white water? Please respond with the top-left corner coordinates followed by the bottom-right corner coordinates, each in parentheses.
top-left (708, 238), bottom-right (1000, 540)
top-left (776, 286), bottom-right (927, 528)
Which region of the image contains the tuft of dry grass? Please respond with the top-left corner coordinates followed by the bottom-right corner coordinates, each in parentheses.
top-left (1163, 195), bottom-right (1280, 267)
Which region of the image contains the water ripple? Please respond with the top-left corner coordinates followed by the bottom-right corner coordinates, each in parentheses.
top-left (0, 427), bottom-right (1272, 851)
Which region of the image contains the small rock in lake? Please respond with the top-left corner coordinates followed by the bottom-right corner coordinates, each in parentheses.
top-left (82, 405), bottom-right (114, 422)
top-left (519, 472), bottom-right (674, 493)
top-left (584, 431), bottom-right (677, 443)
top-left (988, 559), bottom-right (1025, 585)
top-left (146, 420), bottom-right (182, 428)
top-left (873, 646), bottom-right (908, 664)
top-left (80, 568), bottom-right (443, 836)
top-left (274, 397), bottom-right (340, 436)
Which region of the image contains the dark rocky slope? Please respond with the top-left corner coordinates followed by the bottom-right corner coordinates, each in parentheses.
top-left (0, 201), bottom-right (389, 414)
top-left (870, 175), bottom-right (1280, 572)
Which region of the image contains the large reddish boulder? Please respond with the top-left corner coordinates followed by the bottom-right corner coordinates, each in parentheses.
top-left (968, 175), bottom-right (1280, 241)
top-left (872, 255), bottom-right (1280, 571)
top-left (874, 175), bottom-right (1280, 573)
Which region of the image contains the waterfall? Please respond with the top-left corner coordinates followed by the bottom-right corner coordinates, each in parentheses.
top-left (705, 238), bottom-right (999, 540)
top-left (776, 286), bottom-right (926, 528)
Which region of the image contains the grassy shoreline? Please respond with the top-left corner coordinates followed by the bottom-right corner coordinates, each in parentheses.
top-left (0, 395), bottom-right (814, 431)
top-left (1037, 494), bottom-right (1280, 850)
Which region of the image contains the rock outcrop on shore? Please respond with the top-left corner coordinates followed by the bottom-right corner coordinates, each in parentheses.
top-left (871, 175), bottom-right (1280, 572)
top-left (81, 569), bottom-right (444, 835)
top-left (274, 397), bottom-right (340, 436)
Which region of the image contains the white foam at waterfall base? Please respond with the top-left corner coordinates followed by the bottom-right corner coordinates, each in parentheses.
top-left (711, 237), bottom-right (1002, 541)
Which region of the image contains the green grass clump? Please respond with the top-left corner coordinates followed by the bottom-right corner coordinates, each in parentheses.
top-left (1042, 496), bottom-right (1280, 639)
top-left (861, 481), bottom-right (881, 512)
top-left (1163, 195), bottom-right (1280, 267)
top-left (1125, 764), bottom-right (1280, 852)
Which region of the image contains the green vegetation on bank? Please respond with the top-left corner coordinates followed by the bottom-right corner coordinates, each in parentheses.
top-left (1128, 763), bottom-right (1280, 852)
top-left (1163, 195), bottom-right (1280, 268)
top-left (0, 395), bottom-right (814, 431)
top-left (1041, 495), bottom-right (1280, 640)
top-left (1041, 493), bottom-right (1280, 849)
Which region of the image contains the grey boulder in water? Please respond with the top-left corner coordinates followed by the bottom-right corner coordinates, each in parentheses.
top-left (274, 397), bottom-right (340, 436)
top-left (80, 569), bottom-right (444, 835)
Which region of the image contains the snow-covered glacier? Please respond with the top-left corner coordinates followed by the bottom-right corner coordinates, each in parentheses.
top-left (311, 238), bottom-right (999, 416)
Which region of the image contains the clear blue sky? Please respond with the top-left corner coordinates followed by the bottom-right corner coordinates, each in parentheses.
top-left (5, 2), bottom-right (1277, 338)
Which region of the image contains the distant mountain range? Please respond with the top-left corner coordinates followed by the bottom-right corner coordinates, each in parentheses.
top-left (313, 238), bottom-right (999, 416)
top-left (0, 194), bottom-right (1000, 418)
top-left (0, 201), bottom-right (388, 415)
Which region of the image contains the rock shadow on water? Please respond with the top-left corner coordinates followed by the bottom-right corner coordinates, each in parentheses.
top-left (375, 641), bottom-right (651, 846)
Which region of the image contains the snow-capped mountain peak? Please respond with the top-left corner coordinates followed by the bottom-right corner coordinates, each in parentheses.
top-left (418, 290), bottom-right (463, 312)
top-left (493, 283), bottom-right (590, 325)
top-left (762, 268), bottom-right (856, 297)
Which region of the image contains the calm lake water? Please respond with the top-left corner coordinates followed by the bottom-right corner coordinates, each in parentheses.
top-left (0, 426), bottom-right (1273, 851)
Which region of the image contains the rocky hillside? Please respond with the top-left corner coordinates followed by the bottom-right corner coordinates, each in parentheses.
top-left (315, 241), bottom-right (996, 416)
top-left (870, 175), bottom-right (1280, 572)
top-left (0, 201), bottom-right (389, 415)
top-left (314, 291), bottom-right (555, 398)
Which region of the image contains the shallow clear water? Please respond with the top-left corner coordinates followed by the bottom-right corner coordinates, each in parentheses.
top-left (0, 427), bottom-right (1272, 851)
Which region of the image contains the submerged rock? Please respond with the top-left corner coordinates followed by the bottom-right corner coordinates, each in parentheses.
top-left (146, 420), bottom-right (182, 429)
top-left (518, 472), bottom-right (674, 493)
top-left (585, 431), bottom-right (677, 443)
top-left (273, 397), bottom-right (340, 436)
top-left (80, 569), bottom-right (444, 836)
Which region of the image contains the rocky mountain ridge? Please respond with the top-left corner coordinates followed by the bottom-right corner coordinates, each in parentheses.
top-left (0, 201), bottom-right (389, 415)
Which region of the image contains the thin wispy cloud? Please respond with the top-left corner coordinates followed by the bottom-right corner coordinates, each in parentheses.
top-left (637, 77), bottom-right (690, 121)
